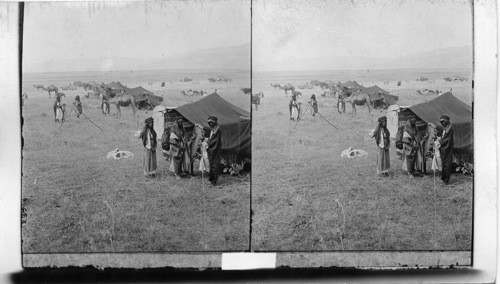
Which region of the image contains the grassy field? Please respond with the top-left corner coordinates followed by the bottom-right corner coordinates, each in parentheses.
top-left (21, 69), bottom-right (250, 253)
top-left (251, 69), bottom-right (473, 251)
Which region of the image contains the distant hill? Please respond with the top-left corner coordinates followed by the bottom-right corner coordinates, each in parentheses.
top-left (24, 43), bottom-right (251, 73)
top-left (255, 46), bottom-right (473, 71)
top-left (142, 44), bottom-right (250, 71)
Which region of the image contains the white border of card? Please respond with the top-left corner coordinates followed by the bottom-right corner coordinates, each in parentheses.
top-left (0, 1), bottom-right (497, 282)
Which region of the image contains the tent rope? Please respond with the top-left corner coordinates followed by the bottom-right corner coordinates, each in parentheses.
top-left (315, 110), bottom-right (339, 130)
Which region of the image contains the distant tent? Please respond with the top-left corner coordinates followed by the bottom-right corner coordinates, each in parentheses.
top-left (170, 93), bottom-right (251, 160)
top-left (364, 85), bottom-right (390, 95)
top-left (362, 85), bottom-right (398, 109)
top-left (401, 92), bottom-right (473, 160)
top-left (105, 81), bottom-right (127, 90)
top-left (126, 86), bottom-right (154, 96)
top-left (342, 81), bottom-right (363, 89)
top-left (125, 86), bottom-right (161, 110)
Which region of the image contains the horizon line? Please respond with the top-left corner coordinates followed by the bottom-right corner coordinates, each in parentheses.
top-left (252, 67), bottom-right (473, 73)
top-left (22, 67), bottom-right (251, 75)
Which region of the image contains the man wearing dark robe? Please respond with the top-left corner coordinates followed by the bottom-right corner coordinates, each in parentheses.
top-left (139, 117), bottom-right (157, 178)
top-left (402, 115), bottom-right (423, 178)
top-left (439, 115), bottom-right (454, 184)
top-left (309, 94), bottom-right (318, 117)
top-left (73, 95), bottom-right (82, 118)
top-left (207, 116), bottom-right (222, 186)
top-left (169, 118), bottom-right (187, 180)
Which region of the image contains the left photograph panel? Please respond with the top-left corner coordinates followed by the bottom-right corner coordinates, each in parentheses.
top-left (21, 1), bottom-right (251, 253)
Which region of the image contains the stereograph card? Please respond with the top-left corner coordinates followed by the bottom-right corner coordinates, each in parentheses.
top-left (0, 0), bottom-right (497, 281)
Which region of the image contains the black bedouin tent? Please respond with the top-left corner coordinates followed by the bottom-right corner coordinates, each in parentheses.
top-left (401, 92), bottom-right (473, 160)
top-left (170, 93), bottom-right (251, 160)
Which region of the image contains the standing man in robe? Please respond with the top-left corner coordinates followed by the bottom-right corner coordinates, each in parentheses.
top-left (372, 116), bottom-right (390, 176)
top-left (309, 94), bottom-right (318, 117)
top-left (438, 115), bottom-right (454, 185)
top-left (207, 116), bottom-right (222, 186)
top-left (169, 117), bottom-right (187, 180)
top-left (402, 115), bottom-right (423, 178)
top-left (73, 95), bottom-right (83, 118)
top-left (140, 117), bottom-right (157, 178)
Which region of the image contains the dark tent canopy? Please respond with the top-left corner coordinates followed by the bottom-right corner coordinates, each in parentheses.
top-left (402, 92), bottom-right (473, 158)
top-left (133, 92), bottom-right (163, 110)
top-left (364, 85), bottom-right (390, 95)
top-left (126, 86), bottom-right (154, 96)
top-left (105, 81), bottom-right (127, 90)
top-left (174, 93), bottom-right (251, 159)
top-left (342, 81), bottom-right (363, 89)
top-left (363, 85), bottom-right (399, 108)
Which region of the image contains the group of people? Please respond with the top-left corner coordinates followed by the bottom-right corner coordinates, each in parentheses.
top-left (373, 114), bottom-right (455, 185)
top-left (140, 115), bottom-right (223, 186)
top-left (53, 95), bottom-right (83, 122)
top-left (288, 94), bottom-right (319, 120)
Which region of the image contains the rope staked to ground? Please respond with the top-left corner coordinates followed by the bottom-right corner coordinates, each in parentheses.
top-left (81, 112), bottom-right (104, 132)
top-left (315, 110), bottom-right (339, 130)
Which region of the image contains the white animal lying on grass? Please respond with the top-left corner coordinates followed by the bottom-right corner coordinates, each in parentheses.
top-left (340, 147), bottom-right (368, 159)
top-left (107, 148), bottom-right (134, 160)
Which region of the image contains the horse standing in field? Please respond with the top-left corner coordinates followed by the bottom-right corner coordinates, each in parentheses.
top-left (252, 91), bottom-right (264, 110)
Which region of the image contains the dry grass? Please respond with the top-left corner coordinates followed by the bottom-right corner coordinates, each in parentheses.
top-left (251, 69), bottom-right (472, 251)
top-left (21, 70), bottom-right (250, 252)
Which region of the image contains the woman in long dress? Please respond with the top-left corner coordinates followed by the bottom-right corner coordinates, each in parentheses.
top-left (372, 116), bottom-right (391, 176)
top-left (140, 117), bottom-right (157, 178)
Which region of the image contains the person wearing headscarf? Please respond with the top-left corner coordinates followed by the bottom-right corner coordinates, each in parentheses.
top-left (139, 117), bottom-right (157, 178)
top-left (169, 117), bottom-right (188, 179)
top-left (431, 125), bottom-right (443, 172)
top-left (101, 93), bottom-right (110, 115)
top-left (337, 91), bottom-right (346, 114)
top-left (402, 115), bottom-right (423, 178)
top-left (73, 95), bottom-right (82, 118)
top-left (289, 94), bottom-right (299, 121)
top-left (309, 94), bottom-right (318, 117)
top-left (438, 115), bottom-right (454, 184)
top-left (207, 116), bottom-right (222, 186)
top-left (372, 116), bottom-right (391, 176)
top-left (54, 96), bottom-right (64, 122)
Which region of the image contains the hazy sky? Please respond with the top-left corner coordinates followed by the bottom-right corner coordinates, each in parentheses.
top-left (253, 0), bottom-right (473, 71)
top-left (23, 0), bottom-right (250, 66)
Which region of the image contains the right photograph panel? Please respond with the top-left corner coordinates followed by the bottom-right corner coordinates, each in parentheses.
top-left (251, 0), bottom-right (473, 251)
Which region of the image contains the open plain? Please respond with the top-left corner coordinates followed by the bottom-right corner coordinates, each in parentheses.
top-left (21, 69), bottom-right (250, 252)
top-left (251, 68), bottom-right (473, 251)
